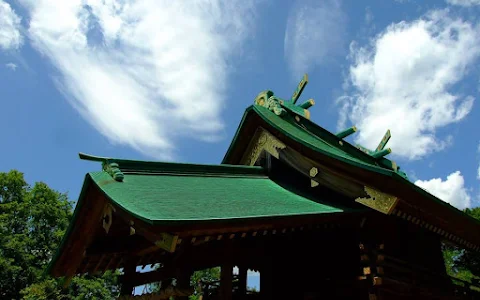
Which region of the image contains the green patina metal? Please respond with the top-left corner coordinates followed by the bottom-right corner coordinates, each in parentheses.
top-left (291, 74), bottom-right (308, 104)
top-left (254, 74), bottom-right (314, 120)
top-left (371, 148), bottom-right (392, 159)
top-left (235, 73), bottom-right (410, 181)
top-left (102, 162), bottom-right (124, 182)
top-left (336, 126), bottom-right (357, 139)
top-left (356, 130), bottom-right (392, 159)
top-left (254, 90), bottom-right (287, 117)
top-left (78, 153), bottom-right (125, 182)
top-left (299, 99), bottom-right (315, 109)
top-left (376, 129), bottom-right (391, 152)
top-left (84, 162), bottom-right (362, 225)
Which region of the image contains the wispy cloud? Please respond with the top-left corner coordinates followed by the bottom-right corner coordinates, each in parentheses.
top-left (477, 142), bottom-right (480, 180)
top-left (19, 0), bottom-right (260, 159)
top-left (284, 0), bottom-right (347, 79)
top-left (5, 62), bottom-right (17, 71)
top-left (338, 10), bottom-right (480, 160)
top-left (0, 0), bottom-right (23, 51)
top-left (415, 171), bottom-right (471, 209)
top-left (446, 0), bottom-right (480, 6)
top-left (365, 7), bottom-right (374, 25)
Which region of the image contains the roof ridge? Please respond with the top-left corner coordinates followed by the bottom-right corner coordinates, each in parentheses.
top-left (288, 113), bottom-right (409, 179)
top-left (245, 73), bottom-right (408, 180)
top-left (79, 153), bottom-right (266, 178)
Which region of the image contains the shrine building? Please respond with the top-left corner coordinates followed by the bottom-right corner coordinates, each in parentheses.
top-left (48, 75), bottom-right (480, 299)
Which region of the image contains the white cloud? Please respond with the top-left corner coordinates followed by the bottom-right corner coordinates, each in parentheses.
top-left (0, 0), bottom-right (23, 51)
top-left (5, 62), bottom-right (17, 71)
top-left (446, 0), bottom-right (480, 6)
top-left (284, 0), bottom-right (346, 78)
top-left (20, 0), bottom-right (260, 159)
top-left (415, 171), bottom-right (471, 209)
top-left (338, 10), bottom-right (480, 160)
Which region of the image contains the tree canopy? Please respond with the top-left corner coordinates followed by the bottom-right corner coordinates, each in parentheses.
top-left (0, 170), bottom-right (119, 299)
top-left (443, 207), bottom-right (480, 285)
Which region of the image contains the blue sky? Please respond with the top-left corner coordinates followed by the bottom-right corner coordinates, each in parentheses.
top-left (2, 0), bottom-right (480, 293)
top-left (1, 0), bottom-right (480, 213)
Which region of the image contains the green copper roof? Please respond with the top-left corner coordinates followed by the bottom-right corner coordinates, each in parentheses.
top-left (223, 74), bottom-right (408, 179)
top-left (85, 160), bottom-right (360, 225)
top-left (223, 105), bottom-right (401, 176)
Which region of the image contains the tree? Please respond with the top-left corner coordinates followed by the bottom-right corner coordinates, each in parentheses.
top-left (190, 267), bottom-right (221, 300)
top-left (0, 170), bottom-right (119, 299)
top-left (443, 207), bottom-right (480, 283)
top-left (452, 208), bottom-right (480, 278)
top-left (20, 272), bottom-right (120, 300)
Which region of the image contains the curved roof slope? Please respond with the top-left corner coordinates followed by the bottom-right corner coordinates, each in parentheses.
top-left (223, 105), bottom-right (469, 216)
top-left (222, 98), bottom-right (480, 250)
top-left (223, 105), bottom-right (405, 177)
top-left (82, 154), bottom-right (362, 225)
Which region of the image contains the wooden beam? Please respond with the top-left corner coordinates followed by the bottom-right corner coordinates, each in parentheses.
top-left (92, 254), bottom-right (105, 274)
top-left (55, 187), bottom-right (108, 278)
top-left (290, 74), bottom-right (308, 104)
top-left (103, 255), bottom-right (115, 273)
top-left (260, 259), bottom-right (273, 299)
top-left (278, 147), bottom-right (366, 199)
top-left (128, 224), bottom-right (178, 253)
top-left (119, 266), bottom-right (176, 287)
top-left (86, 234), bottom-right (152, 256)
top-left (176, 271), bottom-right (193, 300)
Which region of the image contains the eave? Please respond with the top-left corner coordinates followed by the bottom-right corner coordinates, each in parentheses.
top-left (48, 166), bottom-right (368, 278)
top-left (222, 106), bottom-right (480, 251)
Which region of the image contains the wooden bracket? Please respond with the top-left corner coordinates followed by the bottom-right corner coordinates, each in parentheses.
top-left (355, 186), bottom-right (398, 215)
top-left (154, 233), bottom-right (179, 253)
top-left (102, 204), bottom-right (115, 234)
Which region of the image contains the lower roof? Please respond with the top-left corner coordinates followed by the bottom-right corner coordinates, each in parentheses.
top-left (48, 159), bottom-right (365, 277)
top-left (89, 166), bottom-right (361, 225)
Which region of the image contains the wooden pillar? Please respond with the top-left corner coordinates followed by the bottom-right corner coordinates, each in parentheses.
top-left (238, 266), bottom-right (247, 296)
top-left (219, 263), bottom-right (233, 300)
top-left (176, 270), bottom-right (192, 300)
top-left (260, 259), bottom-right (273, 300)
top-left (120, 258), bottom-right (136, 296)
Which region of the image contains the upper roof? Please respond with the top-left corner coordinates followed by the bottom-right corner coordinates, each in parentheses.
top-left (223, 105), bottom-right (403, 176)
top-left (223, 75), bottom-right (407, 179)
top-left (81, 154), bottom-right (361, 225)
top-left (221, 75), bottom-right (480, 251)
top-left (222, 105), bottom-right (458, 212)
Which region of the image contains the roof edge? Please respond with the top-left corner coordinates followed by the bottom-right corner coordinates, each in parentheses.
top-left (221, 105), bottom-right (254, 164)
top-left (79, 152), bottom-right (266, 177)
top-left (46, 174), bottom-right (92, 277)
top-left (391, 172), bottom-right (480, 228)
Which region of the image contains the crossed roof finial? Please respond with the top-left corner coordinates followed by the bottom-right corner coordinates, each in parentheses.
top-left (253, 74), bottom-right (315, 120)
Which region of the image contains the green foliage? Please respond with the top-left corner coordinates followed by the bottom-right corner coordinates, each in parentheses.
top-left (443, 207), bottom-right (480, 284)
top-left (0, 170), bottom-right (119, 299)
top-left (454, 208), bottom-right (480, 278)
top-left (190, 267), bottom-right (221, 300)
top-left (464, 207), bottom-right (480, 220)
top-left (20, 271), bottom-right (120, 300)
top-left (190, 267), bottom-right (221, 288)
